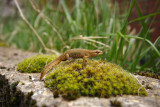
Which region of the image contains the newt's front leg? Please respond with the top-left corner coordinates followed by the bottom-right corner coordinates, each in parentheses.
top-left (65, 53), bottom-right (75, 64)
top-left (66, 54), bottom-right (69, 60)
top-left (83, 56), bottom-right (89, 66)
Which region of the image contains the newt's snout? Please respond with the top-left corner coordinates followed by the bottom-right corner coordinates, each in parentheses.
top-left (95, 50), bottom-right (103, 55)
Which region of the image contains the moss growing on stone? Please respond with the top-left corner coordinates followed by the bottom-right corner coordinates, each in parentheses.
top-left (0, 42), bottom-right (7, 47)
top-left (135, 72), bottom-right (160, 80)
top-left (45, 59), bottom-right (147, 100)
top-left (110, 99), bottom-right (122, 107)
top-left (17, 54), bottom-right (58, 73)
top-left (0, 76), bottom-right (37, 106)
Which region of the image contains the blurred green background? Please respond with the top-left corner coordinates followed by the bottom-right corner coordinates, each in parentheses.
top-left (0, 0), bottom-right (159, 73)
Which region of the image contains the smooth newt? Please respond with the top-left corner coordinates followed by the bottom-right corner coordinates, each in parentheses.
top-left (40, 49), bottom-right (103, 80)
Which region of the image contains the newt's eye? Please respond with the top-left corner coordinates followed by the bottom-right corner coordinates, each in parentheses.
top-left (95, 50), bottom-right (103, 55)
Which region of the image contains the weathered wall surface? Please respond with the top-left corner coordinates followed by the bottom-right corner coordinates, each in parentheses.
top-left (0, 47), bottom-right (160, 107)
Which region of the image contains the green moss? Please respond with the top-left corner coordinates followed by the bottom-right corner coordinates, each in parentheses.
top-left (11, 81), bottom-right (19, 92)
top-left (0, 75), bottom-right (37, 106)
top-left (17, 54), bottom-right (58, 73)
top-left (45, 60), bottom-right (147, 100)
top-left (25, 91), bottom-right (37, 106)
top-left (110, 99), bottom-right (122, 107)
top-left (145, 84), bottom-right (153, 90)
top-left (0, 42), bottom-right (7, 47)
top-left (135, 72), bottom-right (160, 80)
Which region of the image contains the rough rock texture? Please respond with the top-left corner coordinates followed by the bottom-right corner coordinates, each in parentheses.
top-left (0, 47), bottom-right (160, 107)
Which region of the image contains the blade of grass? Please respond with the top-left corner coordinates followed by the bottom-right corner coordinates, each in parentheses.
top-left (126, 35), bottom-right (160, 56)
top-left (29, 0), bottom-right (65, 46)
top-left (109, 34), bottom-right (119, 62)
top-left (60, 0), bottom-right (76, 32)
top-left (75, 0), bottom-right (81, 22)
top-left (129, 12), bottom-right (160, 23)
top-left (14, 0), bottom-right (60, 55)
top-left (115, 0), bottom-right (136, 63)
top-left (130, 1), bottom-right (160, 62)
top-left (131, 1), bottom-right (160, 72)
top-left (129, 9), bottom-right (160, 60)
top-left (122, 38), bottom-right (136, 66)
top-left (60, 0), bottom-right (72, 23)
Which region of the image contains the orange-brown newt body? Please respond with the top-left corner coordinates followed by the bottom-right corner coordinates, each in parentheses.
top-left (40, 49), bottom-right (103, 80)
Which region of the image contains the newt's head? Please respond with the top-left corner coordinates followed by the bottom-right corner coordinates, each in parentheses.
top-left (90, 50), bottom-right (103, 57)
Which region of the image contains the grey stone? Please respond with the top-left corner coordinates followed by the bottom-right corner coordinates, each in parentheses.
top-left (0, 47), bottom-right (160, 107)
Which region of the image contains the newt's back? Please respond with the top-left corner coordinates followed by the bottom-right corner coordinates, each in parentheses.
top-left (64, 49), bottom-right (91, 59)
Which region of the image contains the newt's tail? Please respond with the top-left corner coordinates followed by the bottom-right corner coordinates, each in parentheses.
top-left (40, 57), bottom-right (61, 80)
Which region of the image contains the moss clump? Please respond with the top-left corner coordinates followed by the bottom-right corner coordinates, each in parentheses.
top-left (0, 76), bottom-right (37, 106)
top-left (0, 42), bottom-right (7, 47)
top-left (110, 99), bottom-right (122, 107)
top-left (135, 72), bottom-right (160, 80)
top-left (45, 60), bottom-right (147, 100)
top-left (17, 54), bottom-right (58, 73)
